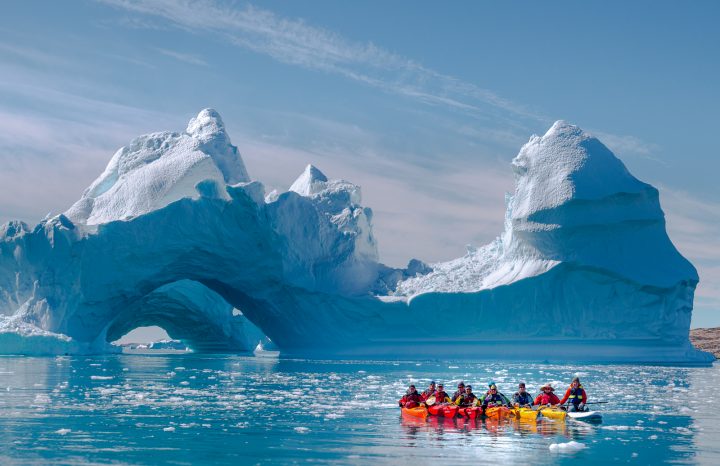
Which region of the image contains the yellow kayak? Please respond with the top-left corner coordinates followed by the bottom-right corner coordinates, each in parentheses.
top-left (512, 407), bottom-right (540, 421)
top-left (538, 406), bottom-right (567, 421)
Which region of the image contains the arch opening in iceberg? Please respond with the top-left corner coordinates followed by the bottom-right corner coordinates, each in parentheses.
top-left (104, 279), bottom-right (265, 353)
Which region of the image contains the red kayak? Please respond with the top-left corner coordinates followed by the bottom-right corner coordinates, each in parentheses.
top-left (457, 406), bottom-right (482, 419)
top-left (428, 404), bottom-right (459, 418)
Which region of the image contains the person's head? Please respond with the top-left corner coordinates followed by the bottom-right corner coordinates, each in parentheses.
top-left (437, 384), bottom-right (444, 391)
top-left (541, 383), bottom-right (553, 393)
top-left (457, 382), bottom-right (465, 390)
top-left (408, 384), bottom-right (416, 393)
top-left (571, 377), bottom-right (580, 388)
top-left (518, 382), bottom-right (526, 393)
top-left (465, 385), bottom-right (473, 393)
top-left (489, 384), bottom-right (497, 394)
top-left (428, 381), bottom-right (436, 389)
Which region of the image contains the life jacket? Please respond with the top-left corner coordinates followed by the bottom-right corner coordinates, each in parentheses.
top-left (452, 390), bottom-right (465, 403)
top-left (482, 393), bottom-right (505, 406)
top-left (458, 393), bottom-right (478, 407)
top-left (400, 392), bottom-right (423, 406)
top-left (535, 392), bottom-right (559, 405)
top-left (513, 391), bottom-right (533, 405)
top-left (421, 389), bottom-right (436, 400)
top-left (434, 390), bottom-right (450, 403)
top-left (567, 385), bottom-right (585, 404)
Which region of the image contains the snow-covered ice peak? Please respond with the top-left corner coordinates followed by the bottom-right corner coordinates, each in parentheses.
top-left (65, 109), bottom-right (249, 225)
top-left (511, 120), bottom-right (649, 223)
top-left (186, 108), bottom-right (225, 141)
top-left (289, 164), bottom-right (329, 196)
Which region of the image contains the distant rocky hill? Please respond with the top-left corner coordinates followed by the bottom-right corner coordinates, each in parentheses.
top-left (690, 328), bottom-right (720, 359)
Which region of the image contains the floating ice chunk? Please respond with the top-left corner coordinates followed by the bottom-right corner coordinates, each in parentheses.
top-left (55, 428), bottom-right (71, 435)
top-left (549, 441), bottom-right (586, 452)
top-left (294, 427), bottom-right (310, 434)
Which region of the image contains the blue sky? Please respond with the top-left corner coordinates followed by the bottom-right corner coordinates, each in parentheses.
top-left (1, 0), bottom-right (718, 329)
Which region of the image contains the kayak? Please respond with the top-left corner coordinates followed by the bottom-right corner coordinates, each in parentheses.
top-left (568, 410), bottom-right (602, 422)
top-left (485, 406), bottom-right (512, 419)
top-left (512, 406), bottom-right (540, 421)
top-left (427, 404), bottom-right (459, 418)
top-left (538, 406), bottom-right (567, 421)
top-left (402, 406), bottom-right (428, 419)
top-left (457, 406), bottom-right (482, 419)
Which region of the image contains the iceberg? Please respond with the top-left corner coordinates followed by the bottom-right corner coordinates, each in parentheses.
top-left (0, 110), bottom-right (711, 363)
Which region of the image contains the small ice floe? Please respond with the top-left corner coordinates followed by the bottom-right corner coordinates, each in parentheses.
top-left (549, 441), bottom-right (586, 453)
top-left (649, 435), bottom-right (658, 440)
top-left (294, 427), bottom-right (310, 434)
top-left (55, 428), bottom-right (71, 435)
top-left (163, 427), bottom-right (175, 432)
top-left (90, 376), bottom-right (113, 380)
top-left (448, 366), bottom-right (459, 369)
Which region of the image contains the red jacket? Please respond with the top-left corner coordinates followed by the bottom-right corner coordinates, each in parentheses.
top-left (433, 390), bottom-right (451, 403)
top-left (559, 386), bottom-right (588, 405)
top-left (534, 392), bottom-right (561, 405)
top-left (421, 389), bottom-right (436, 401)
top-left (399, 392), bottom-right (423, 407)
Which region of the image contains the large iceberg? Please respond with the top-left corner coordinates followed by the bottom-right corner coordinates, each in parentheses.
top-left (0, 110), bottom-right (711, 363)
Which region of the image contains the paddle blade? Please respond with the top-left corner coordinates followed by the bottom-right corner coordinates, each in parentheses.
top-left (425, 396), bottom-right (436, 406)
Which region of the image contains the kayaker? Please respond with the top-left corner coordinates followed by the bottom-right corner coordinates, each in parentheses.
top-left (398, 385), bottom-right (424, 408)
top-left (455, 385), bottom-right (479, 407)
top-left (452, 382), bottom-right (466, 404)
top-left (481, 384), bottom-right (511, 407)
top-left (433, 383), bottom-right (452, 404)
top-left (512, 382), bottom-right (534, 407)
top-left (558, 377), bottom-right (588, 412)
top-left (533, 383), bottom-right (561, 406)
top-left (421, 381), bottom-right (437, 401)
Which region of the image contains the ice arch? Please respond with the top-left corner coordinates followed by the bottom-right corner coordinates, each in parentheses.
top-left (105, 280), bottom-right (264, 352)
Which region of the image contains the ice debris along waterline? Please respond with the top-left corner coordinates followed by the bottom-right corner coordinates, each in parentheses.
top-left (0, 109), bottom-right (710, 363)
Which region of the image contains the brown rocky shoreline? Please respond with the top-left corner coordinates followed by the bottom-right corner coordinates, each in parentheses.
top-left (690, 327), bottom-right (720, 359)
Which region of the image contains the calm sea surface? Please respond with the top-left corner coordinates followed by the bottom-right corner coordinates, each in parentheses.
top-left (0, 354), bottom-right (718, 465)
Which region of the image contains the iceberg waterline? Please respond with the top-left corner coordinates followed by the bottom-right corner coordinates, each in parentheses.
top-left (0, 110), bottom-right (710, 363)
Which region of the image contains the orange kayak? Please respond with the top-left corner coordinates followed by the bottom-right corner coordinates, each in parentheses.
top-left (457, 406), bottom-right (482, 419)
top-left (428, 404), bottom-right (459, 418)
top-left (402, 406), bottom-right (428, 419)
top-left (485, 406), bottom-right (512, 419)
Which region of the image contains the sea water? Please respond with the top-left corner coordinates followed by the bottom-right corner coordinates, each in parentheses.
top-left (0, 355), bottom-right (718, 465)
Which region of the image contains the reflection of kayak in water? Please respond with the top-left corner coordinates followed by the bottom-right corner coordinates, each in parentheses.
top-left (457, 406), bottom-right (482, 419)
top-left (401, 406), bottom-right (428, 419)
top-left (428, 404), bottom-right (458, 418)
top-left (568, 410), bottom-right (602, 423)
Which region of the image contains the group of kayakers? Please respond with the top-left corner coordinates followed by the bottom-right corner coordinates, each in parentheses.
top-left (399, 377), bottom-right (588, 413)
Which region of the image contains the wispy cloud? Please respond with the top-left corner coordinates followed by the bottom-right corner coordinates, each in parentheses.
top-left (154, 47), bottom-right (208, 66)
top-left (96, 0), bottom-right (544, 125)
top-left (592, 130), bottom-right (663, 162)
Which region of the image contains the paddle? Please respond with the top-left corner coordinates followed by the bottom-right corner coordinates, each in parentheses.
top-left (425, 395), bottom-right (437, 406)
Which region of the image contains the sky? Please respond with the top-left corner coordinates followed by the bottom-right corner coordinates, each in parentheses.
top-left (0, 0), bottom-right (718, 334)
